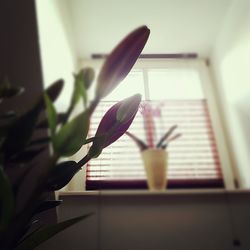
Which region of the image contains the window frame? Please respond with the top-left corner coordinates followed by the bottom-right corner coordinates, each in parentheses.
top-left (79, 58), bottom-right (235, 190)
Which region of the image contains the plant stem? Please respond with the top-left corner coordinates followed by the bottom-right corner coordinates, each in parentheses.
top-left (76, 154), bottom-right (92, 169)
top-left (88, 98), bottom-right (99, 116)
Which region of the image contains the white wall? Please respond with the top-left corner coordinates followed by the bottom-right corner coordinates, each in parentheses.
top-left (211, 0), bottom-right (250, 188)
top-left (35, 0), bottom-right (77, 111)
top-left (35, 0), bottom-right (87, 191)
top-left (69, 0), bottom-right (232, 58)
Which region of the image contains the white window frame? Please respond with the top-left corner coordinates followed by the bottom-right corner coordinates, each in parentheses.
top-left (79, 58), bottom-right (235, 190)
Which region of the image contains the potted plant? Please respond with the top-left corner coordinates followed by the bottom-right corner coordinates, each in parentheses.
top-left (126, 102), bottom-right (181, 191)
top-left (0, 26), bottom-right (150, 250)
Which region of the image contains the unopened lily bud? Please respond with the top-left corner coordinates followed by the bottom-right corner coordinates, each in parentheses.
top-left (95, 26), bottom-right (150, 99)
top-left (117, 94), bottom-right (141, 123)
top-left (89, 94), bottom-right (141, 153)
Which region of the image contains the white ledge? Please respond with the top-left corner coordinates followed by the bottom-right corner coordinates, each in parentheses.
top-left (59, 189), bottom-right (250, 197)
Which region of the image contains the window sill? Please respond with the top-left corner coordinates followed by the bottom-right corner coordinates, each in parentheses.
top-left (59, 188), bottom-right (250, 197)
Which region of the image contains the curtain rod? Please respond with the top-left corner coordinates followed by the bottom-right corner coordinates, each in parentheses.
top-left (91, 53), bottom-right (198, 59)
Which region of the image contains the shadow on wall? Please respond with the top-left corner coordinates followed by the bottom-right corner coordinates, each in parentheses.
top-left (236, 95), bottom-right (250, 157)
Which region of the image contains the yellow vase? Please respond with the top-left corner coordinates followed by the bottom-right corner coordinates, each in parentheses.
top-left (141, 149), bottom-right (168, 191)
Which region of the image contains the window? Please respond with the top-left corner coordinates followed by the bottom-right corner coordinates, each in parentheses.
top-left (86, 59), bottom-right (225, 190)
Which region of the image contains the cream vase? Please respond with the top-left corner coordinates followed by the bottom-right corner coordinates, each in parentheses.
top-left (141, 149), bottom-right (168, 191)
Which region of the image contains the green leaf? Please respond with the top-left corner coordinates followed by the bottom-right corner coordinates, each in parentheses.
top-left (125, 131), bottom-right (148, 151)
top-left (156, 125), bottom-right (178, 148)
top-left (0, 111), bottom-right (16, 120)
top-left (16, 214), bottom-right (92, 250)
top-left (46, 161), bottom-right (80, 191)
top-left (3, 104), bottom-right (41, 158)
top-left (34, 80), bottom-right (64, 112)
top-left (0, 78), bottom-right (23, 98)
top-left (53, 111), bottom-right (89, 156)
top-left (28, 137), bottom-right (50, 147)
top-left (36, 113), bottom-right (66, 129)
top-left (44, 79), bottom-right (64, 104)
top-left (34, 200), bottom-right (62, 214)
top-left (71, 72), bottom-right (88, 108)
top-left (2, 81), bottom-right (62, 155)
top-left (10, 147), bottom-right (46, 163)
top-left (0, 165), bottom-right (14, 231)
top-left (44, 93), bottom-right (57, 135)
top-left (70, 88), bottom-right (79, 109)
top-left (77, 76), bottom-right (87, 108)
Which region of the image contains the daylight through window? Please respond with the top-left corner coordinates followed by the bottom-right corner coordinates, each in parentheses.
top-left (86, 61), bottom-right (224, 189)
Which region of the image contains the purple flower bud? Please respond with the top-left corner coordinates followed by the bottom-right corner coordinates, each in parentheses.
top-left (116, 94), bottom-right (141, 123)
top-left (88, 94), bottom-right (141, 158)
top-left (95, 26), bottom-right (150, 99)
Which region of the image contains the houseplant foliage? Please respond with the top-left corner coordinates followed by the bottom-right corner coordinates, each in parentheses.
top-left (0, 26), bottom-right (150, 250)
top-left (126, 102), bottom-right (181, 151)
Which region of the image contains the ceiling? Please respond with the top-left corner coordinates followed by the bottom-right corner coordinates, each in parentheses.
top-left (67, 0), bottom-right (233, 59)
